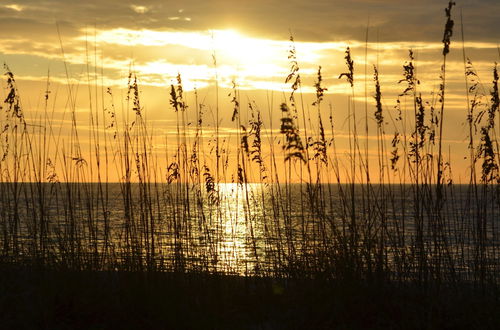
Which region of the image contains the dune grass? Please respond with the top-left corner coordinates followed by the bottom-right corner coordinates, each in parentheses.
top-left (0, 0), bottom-right (499, 283)
top-left (0, 2), bottom-right (499, 327)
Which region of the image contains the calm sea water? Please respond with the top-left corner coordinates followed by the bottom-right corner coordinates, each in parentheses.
top-left (1, 182), bottom-right (499, 278)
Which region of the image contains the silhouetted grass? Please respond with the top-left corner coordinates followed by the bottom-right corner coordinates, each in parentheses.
top-left (0, 1), bottom-right (499, 328)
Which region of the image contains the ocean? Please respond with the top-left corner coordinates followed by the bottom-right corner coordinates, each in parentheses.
top-left (1, 182), bottom-right (499, 280)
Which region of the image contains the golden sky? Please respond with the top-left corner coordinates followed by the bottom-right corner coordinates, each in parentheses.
top-left (0, 0), bottom-right (499, 182)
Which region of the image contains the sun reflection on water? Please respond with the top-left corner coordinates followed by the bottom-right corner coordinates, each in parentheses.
top-left (214, 183), bottom-right (267, 274)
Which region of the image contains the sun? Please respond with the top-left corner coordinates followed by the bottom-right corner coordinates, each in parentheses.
top-left (210, 29), bottom-right (284, 68)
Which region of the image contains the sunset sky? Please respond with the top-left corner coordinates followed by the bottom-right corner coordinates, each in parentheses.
top-left (0, 0), bottom-right (499, 182)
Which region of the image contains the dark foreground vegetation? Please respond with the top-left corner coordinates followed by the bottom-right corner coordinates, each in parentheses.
top-left (1, 264), bottom-right (500, 329)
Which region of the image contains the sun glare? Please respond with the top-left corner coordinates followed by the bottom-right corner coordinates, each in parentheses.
top-left (92, 28), bottom-right (286, 68)
top-left (89, 28), bottom-right (292, 88)
top-left (4, 4), bottom-right (23, 11)
top-left (81, 26), bottom-right (500, 93)
top-left (210, 30), bottom-right (283, 66)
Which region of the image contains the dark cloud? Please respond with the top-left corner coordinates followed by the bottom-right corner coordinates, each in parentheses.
top-left (0, 0), bottom-right (497, 43)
